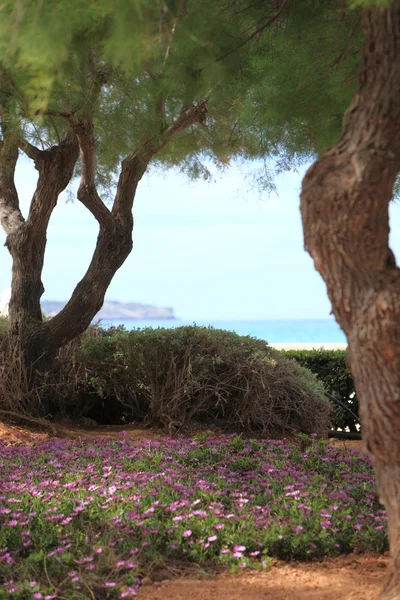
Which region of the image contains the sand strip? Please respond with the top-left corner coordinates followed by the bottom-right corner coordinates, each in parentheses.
top-left (272, 343), bottom-right (347, 351)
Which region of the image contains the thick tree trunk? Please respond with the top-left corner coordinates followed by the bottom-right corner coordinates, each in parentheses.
top-left (301, 4), bottom-right (400, 598)
top-left (5, 135), bottom-right (79, 376)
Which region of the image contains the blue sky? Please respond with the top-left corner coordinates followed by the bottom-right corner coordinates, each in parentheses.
top-left (1, 157), bottom-right (400, 321)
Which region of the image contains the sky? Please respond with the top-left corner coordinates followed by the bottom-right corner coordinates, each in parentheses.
top-left (1, 157), bottom-right (400, 321)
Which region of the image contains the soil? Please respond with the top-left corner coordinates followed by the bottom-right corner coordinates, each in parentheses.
top-left (0, 419), bottom-right (385, 599)
top-left (137, 554), bottom-right (389, 600)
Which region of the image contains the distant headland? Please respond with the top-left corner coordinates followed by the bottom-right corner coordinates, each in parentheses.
top-left (0, 290), bottom-right (175, 319)
top-left (41, 300), bottom-right (175, 320)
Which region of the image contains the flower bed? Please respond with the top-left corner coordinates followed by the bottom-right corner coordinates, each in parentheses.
top-left (0, 434), bottom-right (387, 598)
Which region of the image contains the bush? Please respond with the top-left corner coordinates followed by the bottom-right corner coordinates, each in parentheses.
top-left (284, 349), bottom-right (358, 431)
top-left (68, 325), bottom-right (331, 435)
top-left (0, 322), bottom-right (332, 436)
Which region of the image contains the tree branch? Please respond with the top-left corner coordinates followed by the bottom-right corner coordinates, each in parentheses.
top-left (199, 0), bottom-right (290, 72)
top-left (0, 134), bottom-right (24, 236)
top-left (34, 109), bottom-right (74, 119)
top-left (71, 120), bottom-right (113, 227)
top-left (17, 138), bottom-right (46, 162)
top-left (164, 100), bottom-right (208, 137)
top-left (112, 100), bottom-right (208, 219)
top-left (26, 131), bottom-right (79, 234)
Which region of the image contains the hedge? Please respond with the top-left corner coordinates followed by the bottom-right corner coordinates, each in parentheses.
top-left (284, 349), bottom-right (359, 432)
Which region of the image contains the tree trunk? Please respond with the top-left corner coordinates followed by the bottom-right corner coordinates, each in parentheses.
top-left (301, 4), bottom-right (400, 598)
top-left (5, 135), bottom-right (79, 377)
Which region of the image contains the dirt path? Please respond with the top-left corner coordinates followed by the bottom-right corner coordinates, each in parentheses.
top-left (138, 554), bottom-right (388, 600)
top-left (0, 420), bottom-right (367, 453)
top-left (0, 421), bottom-right (162, 445)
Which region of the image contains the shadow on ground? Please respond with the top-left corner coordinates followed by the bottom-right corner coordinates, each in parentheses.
top-left (138, 554), bottom-right (388, 600)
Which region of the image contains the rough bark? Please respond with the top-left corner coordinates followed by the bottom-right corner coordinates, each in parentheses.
top-left (4, 134), bottom-right (79, 372)
top-left (300, 4), bottom-right (400, 598)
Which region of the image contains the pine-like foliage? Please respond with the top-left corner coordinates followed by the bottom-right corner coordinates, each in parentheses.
top-left (0, 0), bottom-right (361, 185)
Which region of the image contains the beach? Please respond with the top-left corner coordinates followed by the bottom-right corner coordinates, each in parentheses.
top-left (272, 343), bottom-right (347, 351)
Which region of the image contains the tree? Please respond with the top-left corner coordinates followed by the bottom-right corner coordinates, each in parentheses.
top-left (300, 2), bottom-right (400, 597)
top-left (0, 0), bottom-right (359, 382)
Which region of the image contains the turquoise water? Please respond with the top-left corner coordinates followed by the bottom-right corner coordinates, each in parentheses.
top-left (99, 318), bottom-right (347, 344)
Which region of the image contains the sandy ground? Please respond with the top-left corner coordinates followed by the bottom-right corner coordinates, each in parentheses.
top-left (137, 554), bottom-right (389, 600)
top-left (0, 420), bottom-right (386, 600)
top-left (272, 343), bottom-right (347, 351)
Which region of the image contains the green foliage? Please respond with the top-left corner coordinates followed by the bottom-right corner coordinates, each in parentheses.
top-left (350, 0), bottom-right (391, 7)
top-left (69, 325), bottom-right (331, 435)
top-left (284, 349), bottom-right (358, 432)
top-left (0, 1), bottom-right (362, 187)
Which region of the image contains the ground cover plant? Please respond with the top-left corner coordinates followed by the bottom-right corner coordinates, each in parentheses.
top-left (0, 433), bottom-right (388, 599)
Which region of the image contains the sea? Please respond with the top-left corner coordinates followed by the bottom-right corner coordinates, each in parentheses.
top-left (99, 318), bottom-right (347, 345)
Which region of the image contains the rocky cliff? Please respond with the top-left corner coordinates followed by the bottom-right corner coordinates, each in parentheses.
top-left (41, 300), bottom-right (175, 320)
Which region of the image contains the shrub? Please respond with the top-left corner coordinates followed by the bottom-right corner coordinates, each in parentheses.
top-left (69, 325), bottom-right (331, 435)
top-left (284, 349), bottom-right (358, 431)
top-left (0, 322), bottom-right (332, 436)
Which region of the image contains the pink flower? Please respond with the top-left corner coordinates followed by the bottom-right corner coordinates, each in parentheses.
top-left (104, 582), bottom-right (117, 588)
top-left (208, 535), bottom-right (217, 542)
top-left (119, 586), bottom-right (138, 597)
top-left (183, 530), bottom-right (192, 537)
